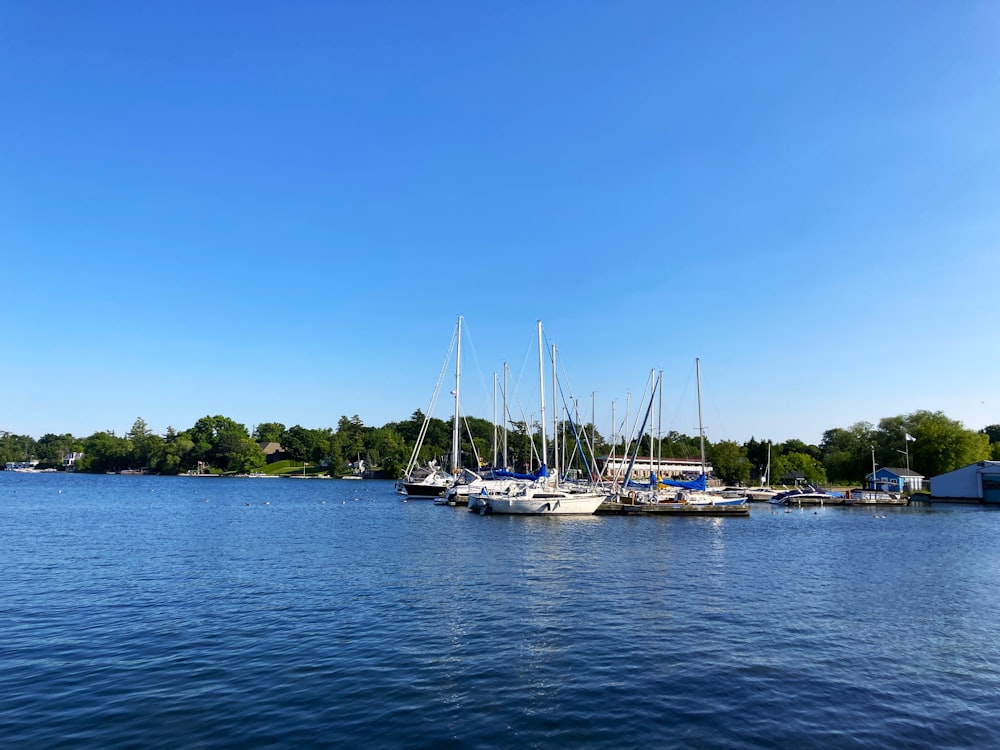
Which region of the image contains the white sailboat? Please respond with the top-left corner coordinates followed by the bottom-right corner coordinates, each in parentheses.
top-left (484, 321), bottom-right (608, 515)
top-left (660, 358), bottom-right (748, 508)
top-left (745, 441), bottom-right (780, 501)
top-left (397, 315), bottom-right (463, 498)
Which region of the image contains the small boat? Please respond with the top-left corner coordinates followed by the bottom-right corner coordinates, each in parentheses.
top-left (678, 489), bottom-right (750, 507)
top-left (849, 488), bottom-right (908, 505)
top-left (744, 486), bottom-right (780, 502)
top-left (768, 486), bottom-right (844, 505)
top-left (398, 461), bottom-right (453, 497)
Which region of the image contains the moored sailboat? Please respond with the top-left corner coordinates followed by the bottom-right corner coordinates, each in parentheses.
top-left (483, 321), bottom-right (607, 516)
top-left (397, 315), bottom-right (464, 498)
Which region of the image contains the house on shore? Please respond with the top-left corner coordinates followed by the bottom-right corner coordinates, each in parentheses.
top-left (258, 442), bottom-right (286, 463)
top-left (930, 461), bottom-right (1000, 503)
top-left (779, 471), bottom-right (807, 486)
top-left (867, 467), bottom-right (925, 493)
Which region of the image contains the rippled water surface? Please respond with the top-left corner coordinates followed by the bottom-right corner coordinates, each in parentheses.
top-left (2, 472), bottom-right (1000, 748)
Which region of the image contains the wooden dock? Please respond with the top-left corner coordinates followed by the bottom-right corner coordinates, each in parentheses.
top-left (596, 500), bottom-right (750, 517)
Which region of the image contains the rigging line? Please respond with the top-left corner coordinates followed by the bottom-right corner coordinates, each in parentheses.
top-left (662, 360), bottom-right (697, 438)
top-left (403, 323), bottom-right (458, 476)
top-left (455, 319), bottom-right (493, 419)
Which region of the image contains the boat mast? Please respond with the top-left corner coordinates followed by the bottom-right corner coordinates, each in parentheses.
top-left (452, 314), bottom-right (462, 474)
top-left (657, 369), bottom-right (664, 480)
top-left (696, 357), bottom-right (706, 477)
top-left (492, 371), bottom-right (498, 469)
top-left (537, 321), bottom-right (547, 479)
top-left (765, 440), bottom-right (771, 486)
top-left (648, 368), bottom-right (656, 480)
top-left (503, 362), bottom-right (509, 470)
top-left (552, 342), bottom-right (558, 484)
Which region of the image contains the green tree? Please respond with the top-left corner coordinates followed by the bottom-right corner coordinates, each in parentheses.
top-left (35, 433), bottom-right (82, 466)
top-left (366, 426), bottom-right (408, 477)
top-left (127, 418), bottom-right (162, 470)
top-left (150, 432), bottom-right (195, 474)
top-left (183, 415), bottom-right (261, 473)
top-left (820, 422), bottom-right (875, 483)
top-left (772, 451), bottom-right (827, 486)
top-left (710, 440), bottom-right (750, 485)
top-left (0, 433), bottom-right (38, 465)
top-left (253, 422), bottom-right (286, 444)
top-left (77, 432), bottom-right (131, 473)
top-left (897, 410), bottom-right (989, 477)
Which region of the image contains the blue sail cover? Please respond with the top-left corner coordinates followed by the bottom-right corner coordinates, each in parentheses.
top-left (494, 464), bottom-right (548, 481)
top-left (658, 473), bottom-right (708, 491)
top-left (624, 471), bottom-right (659, 490)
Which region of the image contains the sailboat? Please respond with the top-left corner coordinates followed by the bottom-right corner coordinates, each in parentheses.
top-left (744, 441), bottom-right (780, 501)
top-left (484, 322), bottom-right (609, 515)
top-left (651, 359), bottom-right (749, 512)
top-left (397, 315), bottom-right (464, 498)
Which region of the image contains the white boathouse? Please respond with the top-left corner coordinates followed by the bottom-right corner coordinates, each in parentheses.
top-left (597, 456), bottom-right (712, 483)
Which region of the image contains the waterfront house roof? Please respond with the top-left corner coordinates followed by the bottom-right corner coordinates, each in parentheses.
top-left (879, 467), bottom-right (924, 478)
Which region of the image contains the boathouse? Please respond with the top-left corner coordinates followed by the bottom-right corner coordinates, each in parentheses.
top-left (930, 461), bottom-right (1000, 503)
top-left (597, 455), bottom-right (712, 482)
top-left (866, 467), bottom-right (924, 493)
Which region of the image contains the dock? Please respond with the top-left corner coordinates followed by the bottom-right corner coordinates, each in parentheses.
top-left (596, 499), bottom-right (750, 517)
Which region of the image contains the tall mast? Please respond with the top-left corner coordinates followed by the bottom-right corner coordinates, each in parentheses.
top-left (657, 369), bottom-right (664, 478)
top-left (649, 368), bottom-right (656, 479)
top-left (538, 320), bottom-right (547, 478)
top-left (696, 357), bottom-right (706, 476)
top-left (492, 371), bottom-right (498, 468)
top-left (552, 343), bottom-right (558, 483)
top-left (503, 362), bottom-right (509, 470)
top-left (452, 315), bottom-right (462, 473)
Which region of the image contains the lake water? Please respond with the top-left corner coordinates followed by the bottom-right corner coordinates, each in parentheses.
top-left (2, 472), bottom-right (999, 749)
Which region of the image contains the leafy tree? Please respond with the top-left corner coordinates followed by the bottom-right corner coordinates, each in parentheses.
top-left (183, 415), bottom-right (261, 473)
top-left (983, 425), bottom-right (1000, 444)
top-left (127, 418), bottom-right (162, 470)
top-left (0, 433), bottom-right (38, 465)
top-left (253, 422), bottom-right (286, 444)
top-left (336, 415), bottom-right (366, 462)
top-left (77, 432), bottom-right (131, 473)
top-left (710, 440), bottom-right (750, 485)
top-left (659, 431), bottom-right (701, 459)
top-left (772, 451), bottom-right (827, 486)
top-left (897, 410), bottom-right (989, 477)
top-left (820, 422), bottom-right (875, 483)
top-left (365, 426), bottom-right (407, 476)
top-left (35, 433), bottom-right (82, 465)
top-left (150, 433), bottom-right (195, 474)
top-left (779, 439), bottom-right (820, 460)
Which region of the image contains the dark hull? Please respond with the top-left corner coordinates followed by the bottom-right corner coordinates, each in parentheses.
top-left (402, 482), bottom-right (448, 498)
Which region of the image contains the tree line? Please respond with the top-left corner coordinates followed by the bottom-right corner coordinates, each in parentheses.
top-left (2, 409), bottom-right (997, 484)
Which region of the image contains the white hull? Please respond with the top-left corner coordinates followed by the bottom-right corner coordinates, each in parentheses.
top-left (745, 487), bottom-right (780, 501)
top-left (851, 490), bottom-right (907, 505)
top-left (486, 488), bottom-right (607, 515)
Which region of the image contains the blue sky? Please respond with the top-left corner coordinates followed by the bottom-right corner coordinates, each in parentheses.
top-left (2, 1), bottom-right (998, 445)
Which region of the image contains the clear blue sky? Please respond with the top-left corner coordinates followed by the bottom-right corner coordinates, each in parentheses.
top-left (2, 1), bottom-right (998, 445)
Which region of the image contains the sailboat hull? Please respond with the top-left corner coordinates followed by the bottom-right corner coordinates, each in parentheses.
top-left (402, 481), bottom-right (449, 497)
top-left (485, 490), bottom-right (607, 515)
